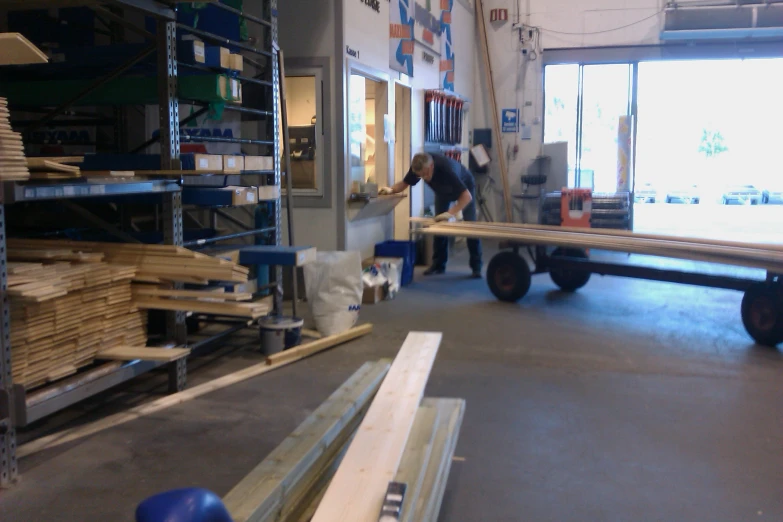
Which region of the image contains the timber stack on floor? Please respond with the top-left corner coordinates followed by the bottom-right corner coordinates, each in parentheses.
top-left (7, 260), bottom-right (145, 388)
top-left (414, 219), bottom-right (783, 272)
top-left (7, 239), bottom-right (265, 319)
top-left (0, 97), bottom-right (30, 181)
top-left (218, 331), bottom-right (465, 522)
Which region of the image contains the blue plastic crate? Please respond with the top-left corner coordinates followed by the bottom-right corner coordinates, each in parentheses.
top-left (375, 240), bottom-right (416, 286)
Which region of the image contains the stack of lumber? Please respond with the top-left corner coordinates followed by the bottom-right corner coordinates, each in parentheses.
top-left (8, 239), bottom-right (259, 319)
top-left (0, 97), bottom-right (30, 181)
top-left (223, 333), bottom-right (465, 522)
top-left (26, 156), bottom-right (83, 180)
top-left (8, 261), bottom-right (146, 388)
top-left (7, 239), bottom-right (249, 284)
top-left (415, 220), bottom-right (783, 273)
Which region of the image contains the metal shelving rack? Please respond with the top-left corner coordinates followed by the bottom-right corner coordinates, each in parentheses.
top-left (0, 0), bottom-right (281, 487)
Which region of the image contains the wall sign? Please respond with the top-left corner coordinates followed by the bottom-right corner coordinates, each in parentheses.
top-left (439, 0), bottom-right (455, 91)
top-left (361, 0), bottom-right (381, 13)
top-left (389, 0), bottom-right (415, 76)
top-left (501, 109), bottom-right (519, 133)
top-left (346, 45), bottom-right (360, 59)
top-left (422, 51), bottom-right (435, 65)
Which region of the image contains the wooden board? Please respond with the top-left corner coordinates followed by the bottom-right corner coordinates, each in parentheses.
top-left (475, 1), bottom-right (512, 222)
top-left (416, 221), bottom-right (783, 273)
top-left (132, 287), bottom-right (252, 301)
top-left (0, 33), bottom-right (49, 65)
top-left (310, 331), bottom-right (442, 522)
top-left (96, 346), bottom-right (190, 362)
top-left (223, 360), bottom-right (390, 522)
top-left (80, 170), bottom-right (135, 178)
top-left (16, 325), bottom-right (375, 459)
top-left (266, 324), bottom-right (373, 366)
top-left (26, 158), bottom-right (81, 173)
top-left (134, 295), bottom-right (272, 319)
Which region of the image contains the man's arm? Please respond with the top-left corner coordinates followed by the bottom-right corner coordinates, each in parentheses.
top-left (434, 189), bottom-right (472, 222)
top-left (379, 180), bottom-right (409, 195)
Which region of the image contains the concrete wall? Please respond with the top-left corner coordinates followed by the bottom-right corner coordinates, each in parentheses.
top-left (279, 0), bottom-right (344, 252)
top-left (473, 0), bottom-right (663, 221)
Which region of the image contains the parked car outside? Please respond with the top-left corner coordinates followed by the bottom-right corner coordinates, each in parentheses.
top-left (721, 185), bottom-right (762, 205)
top-left (762, 185), bottom-right (783, 205)
top-left (665, 185), bottom-right (700, 204)
top-left (634, 183), bottom-right (657, 203)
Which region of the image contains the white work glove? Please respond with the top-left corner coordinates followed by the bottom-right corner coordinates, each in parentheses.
top-left (434, 212), bottom-right (453, 222)
top-left (378, 187), bottom-right (394, 195)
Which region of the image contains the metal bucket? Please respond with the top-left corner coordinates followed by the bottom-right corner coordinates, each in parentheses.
top-left (258, 316), bottom-right (304, 355)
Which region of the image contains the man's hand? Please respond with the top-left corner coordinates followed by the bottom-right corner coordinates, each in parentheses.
top-left (378, 187), bottom-right (394, 195)
top-left (434, 212), bottom-right (453, 222)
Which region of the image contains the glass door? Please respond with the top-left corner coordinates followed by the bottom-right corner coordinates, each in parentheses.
top-left (544, 63), bottom-right (634, 192)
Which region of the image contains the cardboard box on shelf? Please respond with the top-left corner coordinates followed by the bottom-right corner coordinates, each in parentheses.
top-left (258, 185), bottom-right (280, 201)
top-left (228, 186), bottom-right (258, 206)
top-left (192, 153), bottom-right (223, 171)
top-left (245, 156), bottom-right (275, 171)
top-left (205, 45), bottom-right (232, 69)
top-left (230, 53), bottom-right (244, 72)
top-left (223, 155), bottom-right (245, 173)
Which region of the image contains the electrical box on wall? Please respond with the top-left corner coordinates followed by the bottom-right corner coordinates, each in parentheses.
top-left (490, 9), bottom-right (508, 22)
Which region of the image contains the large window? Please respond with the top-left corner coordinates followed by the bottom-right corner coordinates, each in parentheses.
top-left (544, 63), bottom-right (633, 192)
top-left (348, 73), bottom-right (387, 189)
top-left (283, 67), bottom-right (324, 195)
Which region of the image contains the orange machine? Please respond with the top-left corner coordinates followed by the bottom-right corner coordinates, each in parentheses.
top-left (561, 188), bottom-right (592, 228)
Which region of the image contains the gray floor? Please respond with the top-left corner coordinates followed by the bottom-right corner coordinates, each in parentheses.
top-left (1, 251), bottom-right (782, 522)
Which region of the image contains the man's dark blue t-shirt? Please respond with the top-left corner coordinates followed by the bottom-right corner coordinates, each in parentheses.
top-left (403, 153), bottom-right (469, 202)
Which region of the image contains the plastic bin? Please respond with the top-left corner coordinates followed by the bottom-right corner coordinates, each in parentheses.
top-left (375, 240), bottom-right (416, 286)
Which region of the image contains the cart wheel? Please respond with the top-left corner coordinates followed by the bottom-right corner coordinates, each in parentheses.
top-left (487, 251), bottom-right (532, 302)
top-left (741, 283), bottom-right (783, 347)
top-left (549, 248), bottom-right (592, 292)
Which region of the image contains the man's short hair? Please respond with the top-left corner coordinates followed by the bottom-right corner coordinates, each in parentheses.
top-left (411, 153), bottom-right (433, 175)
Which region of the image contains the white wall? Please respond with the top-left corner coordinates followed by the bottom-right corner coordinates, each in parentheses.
top-left (279, 0), bottom-right (342, 251)
top-left (344, 0), bottom-right (476, 257)
top-left (473, 0), bottom-right (662, 221)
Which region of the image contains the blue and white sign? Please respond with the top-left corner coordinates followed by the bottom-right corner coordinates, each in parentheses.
top-left (501, 109), bottom-right (519, 133)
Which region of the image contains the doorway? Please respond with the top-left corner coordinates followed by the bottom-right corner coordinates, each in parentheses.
top-left (394, 83), bottom-right (412, 240)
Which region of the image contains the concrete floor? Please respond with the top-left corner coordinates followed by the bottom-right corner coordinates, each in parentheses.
top-left (1, 250), bottom-right (782, 522)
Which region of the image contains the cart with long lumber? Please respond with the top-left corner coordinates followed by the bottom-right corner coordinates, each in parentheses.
top-left (415, 220), bottom-right (783, 347)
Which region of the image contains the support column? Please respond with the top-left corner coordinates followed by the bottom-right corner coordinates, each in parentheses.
top-left (0, 205), bottom-right (18, 487)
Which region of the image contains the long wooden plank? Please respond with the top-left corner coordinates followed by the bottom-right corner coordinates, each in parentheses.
top-left (406, 398), bottom-right (466, 522)
top-left (428, 221), bottom-right (783, 263)
top-left (310, 331), bottom-right (442, 522)
top-left (266, 323), bottom-right (374, 366)
top-left (96, 346), bottom-right (190, 362)
top-left (475, 1), bottom-right (512, 222)
top-left (0, 33), bottom-right (49, 65)
top-left (412, 216), bottom-right (783, 253)
top-left (418, 222), bottom-right (783, 272)
top-left (223, 360), bottom-right (390, 522)
top-left (132, 287), bottom-right (252, 301)
top-left (134, 296), bottom-right (271, 319)
top-left (26, 158), bottom-right (81, 173)
top-left (16, 324), bottom-right (374, 459)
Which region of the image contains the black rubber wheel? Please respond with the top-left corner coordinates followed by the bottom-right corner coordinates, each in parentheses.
top-left (487, 251), bottom-right (532, 302)
top-left (741, 283), bottom-right (783, 347)
top-left (549, 248), bottom-right (592, 292)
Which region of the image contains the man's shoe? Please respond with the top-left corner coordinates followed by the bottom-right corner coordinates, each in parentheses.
top-left (423, 266), bottom-right (445, 276)
top-left (470, 270), bottom-right (482, 279)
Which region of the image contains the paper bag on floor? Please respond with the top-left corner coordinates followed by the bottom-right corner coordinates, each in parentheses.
top-left (303, 251), bottom-right (363, 336)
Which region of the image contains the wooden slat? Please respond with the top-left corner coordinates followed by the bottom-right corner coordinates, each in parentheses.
top-left (26, 158), bottom-right (81, 173)
top-left (223, 360), bottom-right (390, 522)
top-left (0, 33), bottom-right (48, 65)
top-left (266, 324), bottom-right (373, 366)
top-left (132, 287), bottom-right (252, 301)
top-left (17, 324), bottom-right (375, 458)
top-left (96, 346), bottom-right (190, 362)
top-left (310, 332), bottom-right (442, 522)
top-left (400, 398), bottom-right (465, 522)
top-left (134, 295), bottom-right (271, 319)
